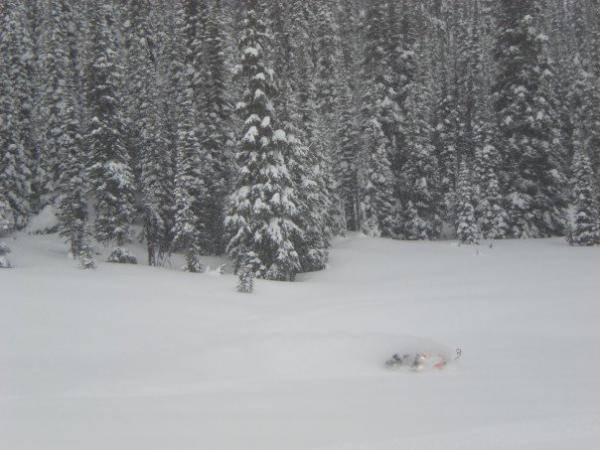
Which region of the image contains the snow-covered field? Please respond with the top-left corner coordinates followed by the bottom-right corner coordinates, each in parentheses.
top-left (2, 233), bottom-right (600, 450)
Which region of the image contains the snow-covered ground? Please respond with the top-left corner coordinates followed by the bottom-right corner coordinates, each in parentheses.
top-left (2, 233), bottom-right (600, 450)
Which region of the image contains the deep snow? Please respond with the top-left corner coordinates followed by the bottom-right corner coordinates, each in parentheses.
top-left (1, 233), bottom-right (600, 450)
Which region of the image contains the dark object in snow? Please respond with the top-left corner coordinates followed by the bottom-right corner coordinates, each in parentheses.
top-left (0, 242), bottom-right (10, 255)
top-left (386, 351), bottom-right (453, 371)
top-left (107, 247), bottom-right (138, 265)
top-left (386, 353), bottom-right (427, 371)
top-left (0, 255), bottom-right (12, 269)
top-left (455, 348), bottom-right (462, 360)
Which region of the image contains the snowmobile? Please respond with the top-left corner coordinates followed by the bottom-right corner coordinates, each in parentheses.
top-left (385, 348), bottom-right (461, 371)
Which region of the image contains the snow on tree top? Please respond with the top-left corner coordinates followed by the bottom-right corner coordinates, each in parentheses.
top-left (243, 126), bottom-right (259, 144)
top-left (273, 129), bottom-right (287, 143)
top-left (243, 47), bottom-right (259, 57)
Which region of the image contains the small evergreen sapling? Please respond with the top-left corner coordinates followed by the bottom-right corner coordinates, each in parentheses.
top-left (184, 251), bottom-right (206, 273)
top-left (237, 268), bottom-right (254, 294)
top-left (0, 241), bottom-right (11, 269)
top-left (237, 252), bottom-right (260, 293)
top-left (0, 195), bottom-right (14, 269)
top-left (78, 226), bottom-right (96, 269)
top-left (0, 195), bottom-right (14, 236)
top-left (79, 243), bottom-right (97, 270)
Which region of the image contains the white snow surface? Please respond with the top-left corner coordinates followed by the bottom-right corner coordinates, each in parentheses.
top-left (2, 233), bottom-right (600, 450)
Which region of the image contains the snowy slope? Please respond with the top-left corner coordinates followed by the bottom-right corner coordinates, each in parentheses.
top-left (1, 233), bottom-right (600, 450)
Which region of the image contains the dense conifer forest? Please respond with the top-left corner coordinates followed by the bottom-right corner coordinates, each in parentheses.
top-left (1, 0), bottom-right (599, 279)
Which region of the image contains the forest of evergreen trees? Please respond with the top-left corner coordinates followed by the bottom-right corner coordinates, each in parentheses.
top-left (1, 0), bottom-right (600, 280)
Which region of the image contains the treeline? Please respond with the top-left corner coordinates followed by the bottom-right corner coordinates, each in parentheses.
top-left (1, 0), bottom-right (599, 279)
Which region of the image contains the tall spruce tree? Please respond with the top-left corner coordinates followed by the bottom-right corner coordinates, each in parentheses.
top-left (5, 2), bottom-right (36, 215)
top-left (359, 0), bottom-right (400, 237)
top-left (312, 1), bottom-right (346, 238)
top-left (401, 62), bottom-right (442, 241)
top-left (336, 83), bottom-right (361, 232)
top-left (0, 7), bottom-right (31, 230)
top-left (492, 0), bottom-right (567, 238)
top-left (86, 4), bottom-right (136, 248)
top-left (53, 0), bottom-right (88, 257)
top-left (226, 0), bottom-right (301, 281)
top-left (203, 0), bottom-right (233, 255)
top-left (359, 118), bottom-right (396, 237)
top-left (40, 0), bottom-right (72, 209)
top-left (475, 143), bottom-right (510, 240)
top-left (172, 81), bottom-right (208, 272)
top-left (268, 0), bottom-right (332, 272)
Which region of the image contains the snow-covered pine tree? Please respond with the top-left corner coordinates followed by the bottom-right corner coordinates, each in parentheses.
top-left (172, 82), bottom-right (208, 273)
top-left (358, 0), bottom-right (400, 238)
top-left (123, 1), bottom-right (175, 266)
top-left (202, 0), bottom-right (233, 255)
top-left (236, 252), bottom-right (259, 293)
top-left (274, 0), bottom-right (334, 272)
top-left (0, 210), bottom-right (11, 263)
top-left (56, 89), bottom-right (87, 258)
top-left (0, 5), bottom-right (31, 230)
top-left (86, 4), bottom-right (136, 251)
top-left (282, 118), bottom-right (330, 273)
top-left (359, 118), bottom-right (396, 237)
top-left (401, 65), bottom-right (442, 241)
top-left (39, 0), bottom-right (88, 257)
top-left (428, 4), bottom-right (461, 227)
top-left (336, 83), bottom-right (361, 232)
top-left (361, 0), bottom-right (400, 151)
top-left (78, 225), bottom-right (97, 269)
top-left (226, 0), bottom-right (301, 281)
top-left (5, 2), bottom-right (36, 215)
top-left (492, 0), bottom-right (567, 238)
top-left (140, 90), bottom-right (175, 267)
top-left (475, 144), bottom-right (510, 240)
top-left (0, 195), bottom-right (13, 237)
top-left (237, 268), bottom-right (254, 293)
top-left (387, 0), bottom-right (417, 209)
top-left (182, 0), bottom-right (210, 118)
top-left (432, 75), bottom-right (460, 225)
top-left (152, 0), bottom-right (182, 257)
top-left (122, 0), bottom-right (154, 191)
top-left (565, 7), bottom-right (600, 209)
top-left (39, 0), bottom-right (72, 209)
top-left (0, 76), bottom-right (29, 231)
top-left (568, 140), bottom-right (600, 246)
top-left (312, 0), bottom-right (346, 238)
top-left (456, 162), bottom-right (480, 245)
top-left (331, 1), bottom-right (364, 233)
top-left (469, 1), bottom-right (510, 240)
